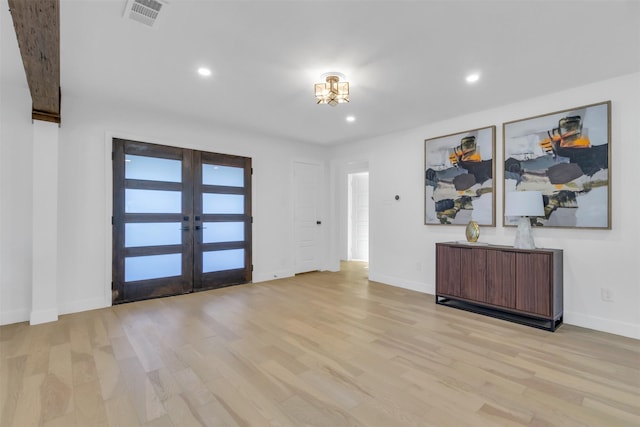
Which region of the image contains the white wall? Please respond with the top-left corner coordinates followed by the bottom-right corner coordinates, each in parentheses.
top-left (0, 85), bottom-right (34, 324)
top-left (0, 0), bottom-right (34, 323)
top-left (329, 73), bottom-right (640, 339)
top-left (0, 87), bottom-right (329, 324)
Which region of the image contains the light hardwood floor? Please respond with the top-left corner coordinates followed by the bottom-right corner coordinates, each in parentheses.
top-left (1, 261), bottom-right (639, 426)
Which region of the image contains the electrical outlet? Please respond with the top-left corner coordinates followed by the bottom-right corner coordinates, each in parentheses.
top-left (601, 288), bottom-right (614, 302)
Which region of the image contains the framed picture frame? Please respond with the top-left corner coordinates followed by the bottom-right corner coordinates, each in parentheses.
top-left (424, 126), bottom-right (496, 226)
top-left (503, 101), bottom-right (611, 229)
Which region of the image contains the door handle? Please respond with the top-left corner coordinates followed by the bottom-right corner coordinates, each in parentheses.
top-left (195, 225), bottom-right (207, 231)
top-left (180, 225), bottom-right (190, 231)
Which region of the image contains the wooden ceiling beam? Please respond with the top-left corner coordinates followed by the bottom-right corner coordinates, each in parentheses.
top-left (8, 0), bottom-right (61, 124)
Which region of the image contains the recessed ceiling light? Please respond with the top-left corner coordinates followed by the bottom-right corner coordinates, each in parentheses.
top-left (346, 116), bottom-right (356, 122)
top-left (466, 73), bottom-right (480, 83)
top-left (198, 67), bottom-right (212, 77)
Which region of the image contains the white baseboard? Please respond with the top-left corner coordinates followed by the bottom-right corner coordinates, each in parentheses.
top-left (59, 297), bottom-right (107, 317)
top-left (1, 297), bottom-right (107, 326)
top-left (368, 272), bottom-right (434, 295)
top-left (324, 260), bottom-right (341, 272)
top-left (30, 308), bottom-right (58, 325)
top-left (252, 269), bottom-right (295, 283)
top-left (1, 308), bottom-right (30, 325)
top-left (564, 311), bottom-right (640, 340)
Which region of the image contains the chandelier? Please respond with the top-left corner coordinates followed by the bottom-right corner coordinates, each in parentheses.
top-left (314, 72), bottom-right (349, 106)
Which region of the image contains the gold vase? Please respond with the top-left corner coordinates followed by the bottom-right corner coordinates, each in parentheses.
top-left (465, 220), bottom-right (480, 243)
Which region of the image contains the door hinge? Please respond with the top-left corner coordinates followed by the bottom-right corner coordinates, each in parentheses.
top-left (111, 216), bottom-right (114, 225)
top-left (251, 265), bottom-right (254, 272)
top-left (111, 151), bottom-right (114, 160)
top-left (251, 216), bottom-right (253, 223)
top-left (251, 167), bottom-right (253, 175)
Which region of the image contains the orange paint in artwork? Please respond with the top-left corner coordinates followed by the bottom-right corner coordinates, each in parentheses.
top-left (561, 135), bottom-right (590, 148)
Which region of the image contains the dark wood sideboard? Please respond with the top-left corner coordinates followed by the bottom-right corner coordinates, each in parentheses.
top-left (435, 242), bottom-right (563, 331)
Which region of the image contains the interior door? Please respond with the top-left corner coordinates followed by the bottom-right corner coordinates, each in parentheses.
top-left (112, 139), bottom-right (252, 303)
top-left (294, 161), bottom-right (321, 273)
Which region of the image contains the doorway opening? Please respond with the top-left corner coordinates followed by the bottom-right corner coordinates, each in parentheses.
top-left (347, 171), bottom-right (369, 263)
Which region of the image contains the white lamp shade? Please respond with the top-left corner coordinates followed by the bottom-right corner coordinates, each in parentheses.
top-left (505, 191), bottom-right (544, 217)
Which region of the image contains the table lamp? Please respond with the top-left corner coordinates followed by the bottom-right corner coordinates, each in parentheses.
top-left (505, 191), bottom-right (544, 249)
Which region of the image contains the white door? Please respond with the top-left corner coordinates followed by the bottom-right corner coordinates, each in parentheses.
top-left (349, 172), bottom-right (369, 261)
top-left (294, 162), bottom-right (321, 273)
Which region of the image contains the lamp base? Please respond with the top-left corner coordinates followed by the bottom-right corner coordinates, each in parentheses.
top-left (514, 216), bottom-right (536, 249)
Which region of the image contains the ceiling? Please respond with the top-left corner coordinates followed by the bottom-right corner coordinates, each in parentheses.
top-left (3, 0), bottom-right (639, 145)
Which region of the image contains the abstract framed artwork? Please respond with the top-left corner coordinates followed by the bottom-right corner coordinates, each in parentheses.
top-left (424, 126), bottom-right (495, 225)
top-left (503, 101), bottom-right (611, 229)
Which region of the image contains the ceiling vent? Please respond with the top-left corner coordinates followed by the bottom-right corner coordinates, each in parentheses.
top-left (123, 0), bottom-right (168, 28)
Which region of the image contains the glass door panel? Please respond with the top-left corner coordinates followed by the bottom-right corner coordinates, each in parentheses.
top-left (202, 222), bottom-right (244, 243)
top-left (202, 164), bottom-right (244, 187)
top-left (125, 155), bottom-right (182, 182)
top-left (125, 222), bottom-right (182, 247)
top-left (202, 249), bottom-right (245, 273)
top-left (125, 254), bottom-right (182, 281)
top-left (202, 193), bottom-right (244, 214)
top-left (125, 189), bottom-right (182, 213)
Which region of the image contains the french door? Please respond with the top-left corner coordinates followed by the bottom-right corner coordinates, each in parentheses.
top-left (112, 139), bottom-right (252, 303)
